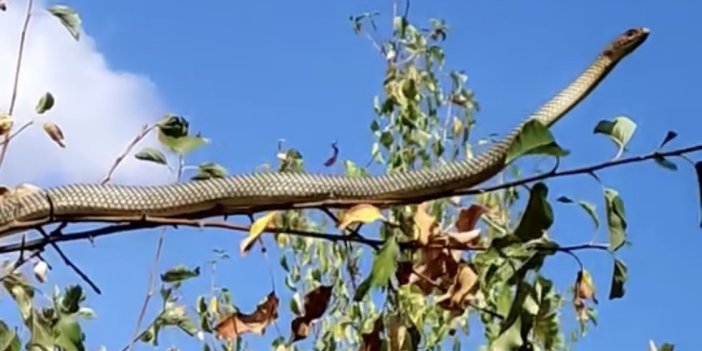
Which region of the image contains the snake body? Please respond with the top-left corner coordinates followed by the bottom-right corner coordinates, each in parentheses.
top-left (0, 28), bottom-right (649, 237)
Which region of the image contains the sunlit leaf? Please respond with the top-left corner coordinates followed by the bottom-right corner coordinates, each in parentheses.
top-left (609, 258), bottom-right (627, 300)
top-left (135, 147), bottom-right (168, 165)
top-left (338, 204), bottom-right (385, 230)
top-left (0, 320), bottom-right (20, 351)
top-left (241, 211), bottom-right (280, 254)
top-left (414, 202), bottom-right (437, 244)
top-left (191, 162), bottom-right (228, 180)
top-left (36, 92), bottom-right (55, 114)
top-left (0, 114), bottom-right (12, 137)
top-left (43, 121), bottom-right (65, 148)
top-left (48, 5), bottom-right (81, 40)
top-left (604, 188), bottom-right (627, 251)
top-left (506, 120), bottom-right (569, 165)
top-left (593, 116), bottom-right (637, 159)
top-left (575, 270), bottom-right (597, 303)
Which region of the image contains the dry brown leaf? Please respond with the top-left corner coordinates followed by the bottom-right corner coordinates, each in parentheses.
top-left (338, 204), bottom-right (385, 230)
top-left (414, 202), bottom-right (438, 245)
top-left (301, 285), bottom-right (333, 320)
top-left (214, 292), bottom-right (279, 341)
top-left (395, 261), bottom-right (414, 286)
top-left (0, 114), bottom-right (13, 136)
top-left (437, 262), bottom-right (479, 311)
top-left (410, 247), bottom-right (460, 295)
top-left (575, 270), bottom-right (598, 304)
top-left (43, 121), bottom-right (65, 148)
top-left (360, 317), bottom-right (384, 351)
top-left (240, 211), bottom-right (280, 255)
top-left (455, 204), bottom-right (487, 232)
top-left (447, 228), bottom-right (482, 248)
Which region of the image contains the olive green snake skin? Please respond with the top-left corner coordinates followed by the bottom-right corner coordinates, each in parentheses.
top-left (0, 28), bottom-right (649, 237)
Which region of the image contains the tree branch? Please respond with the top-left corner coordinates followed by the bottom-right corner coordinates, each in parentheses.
top-left (100, 123), bottom-right (155, 185)
top-left (0, 0), bottom-right (35, 172)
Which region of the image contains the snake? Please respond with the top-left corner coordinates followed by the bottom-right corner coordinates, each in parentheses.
top-left (0, 27), bottom-right (649, 237)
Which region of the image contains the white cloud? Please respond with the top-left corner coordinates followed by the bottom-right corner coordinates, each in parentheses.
top-left (0, 1), bottom-right (173, 187)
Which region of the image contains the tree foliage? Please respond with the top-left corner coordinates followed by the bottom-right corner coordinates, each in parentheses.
top-left (0, 2), bottom-right (696, 351)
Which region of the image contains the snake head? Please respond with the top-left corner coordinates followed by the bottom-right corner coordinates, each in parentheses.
top-left (603, 27), bottom-right (650, 60)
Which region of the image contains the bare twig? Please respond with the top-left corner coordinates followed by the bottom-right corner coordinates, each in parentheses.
top-left (100, 124), bottom-right (155, 184)
top-left (126, 229), bottom-right (165, 351)
top-left (0, 0), bottom-right (35, 172)
top-left (0, 214), bottom-right (610, 258)
top-left (36, 228), bottom-right (101, 294)
top-left (0, 120), bottom-right (34, 146)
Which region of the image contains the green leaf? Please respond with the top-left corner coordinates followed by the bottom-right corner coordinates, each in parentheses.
top-left (163, 135), bottom-right (209, 155)
top-left (556, 196), bottom-right (574, 203)
top-left (593, 116), bottom-right (637, 159)
top-left (60, 285), bottom-right (84, 314)
top-left (604, 188), bottom-right (627, 251)
top-left (653, 154), bottom-right (678, 171)
top-left (48, 5), bottom-right (81, 40)
top-left (158, 115), bottom-right (189, 138)
top-left (0, 321), bottom-right (20, 351)
top-left (658, 131), bottom-right (678, 148)
top-left (379, 131), bottom-right (394, 149)
top-left (506, 120), bottom-right (569, 164)
top-left (55, 315), bottom-right (85, 351)
top-left (35, 92), bottom-right (55, 114)
top-left (513, 183), bottom-right (554, 241)
top-left (135, 147), bottom-right (168, 165)
top-left (353, 237), bottom-right (399, 301)
top-left (160, 265), bottom-right (200, 283)
top-left (578, 201), bottom-right (600, 230)
top-left (191, 162), bottom-right (228, 180)
top-left (344, 160), bottom-right (367, 178)
top-left (609, 258), bottom-right (628, 300)
top-left (659, 343), bottom-right (675, 351)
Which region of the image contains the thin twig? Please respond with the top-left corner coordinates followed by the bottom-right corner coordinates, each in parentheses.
top-left (0, 0), bottom-right (35, 172)
top-left (0, 215), bottom-right (610, 257)
top-left (0, 120), bottom-right (34, 146)
top-left (126, 229), bottom-right (165, 351)
top-left (100, 124), bottom-right (155, 184)
top-left (454, 144), bottom-right (702, 198)
top-left (36, 228), bottom-right (101, 294)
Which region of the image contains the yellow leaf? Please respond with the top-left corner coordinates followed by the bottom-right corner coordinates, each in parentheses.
top-left (240, 211), bottom-right (279, 254)
top-left (338, 204), bottom-right (385, 230)
top-left (452, 116), bottom-right (463, 137)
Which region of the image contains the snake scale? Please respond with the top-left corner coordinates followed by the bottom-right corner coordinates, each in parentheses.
top-left (0, 27), bottom-right (649, 237)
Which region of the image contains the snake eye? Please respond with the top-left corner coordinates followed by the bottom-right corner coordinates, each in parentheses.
top-left (625, 29), bottom-right (638, 37)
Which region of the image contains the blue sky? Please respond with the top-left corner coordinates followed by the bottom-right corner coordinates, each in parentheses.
top-left (1, 0), bottom-right (700, 350)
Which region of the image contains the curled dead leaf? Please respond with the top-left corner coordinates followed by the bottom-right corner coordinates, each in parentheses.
top-left (240, 211), bottom-right (280, 255)
top-left (414, 202), bottom-right (438, 245)
top-left (436, 262), bottom-right (480, 311)
top-left (214, 292), bottom-right (279, 341)
top-left (43, 121), bottom-right (65, 148)
top-left (338, 204), bottom-right (385, 230)
top-left (0, 114), bottom-right (13, 136)
top-left (455, 204), bottom-right (487, 232)
top-left (301, 285), bottom-right (333, 320)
